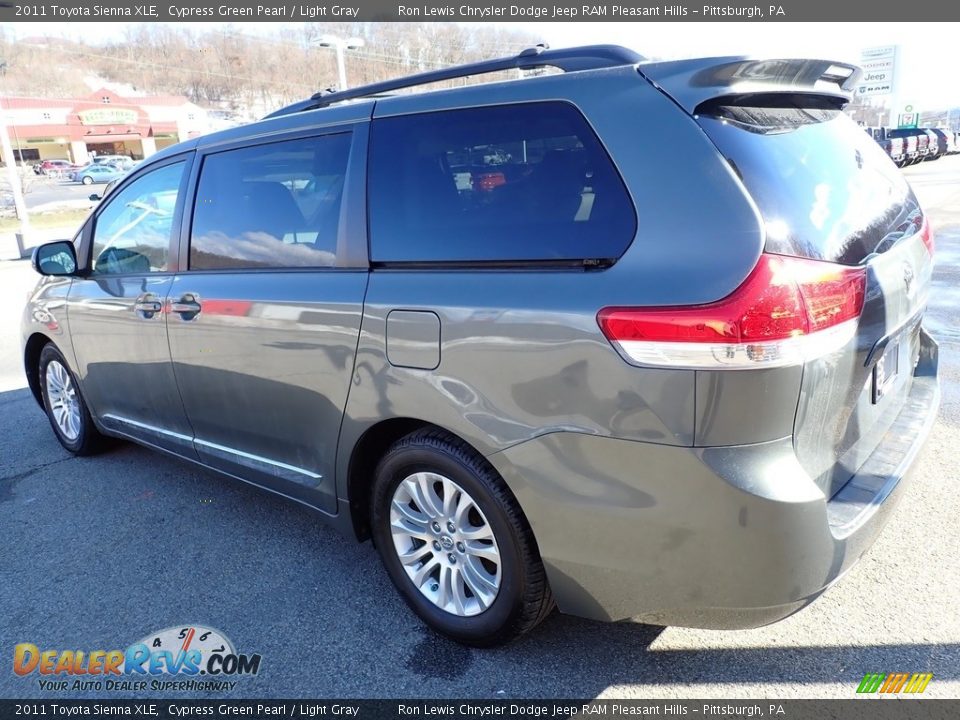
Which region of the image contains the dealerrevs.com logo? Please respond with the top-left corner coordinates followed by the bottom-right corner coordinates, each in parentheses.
top-left (13, 625), bottom-right (261, 692)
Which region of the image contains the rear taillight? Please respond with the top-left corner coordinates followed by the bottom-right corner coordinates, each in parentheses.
top-left (919, 218), bottom-right (935, 257)
top-left (598, 254), bottom-right (866, 369)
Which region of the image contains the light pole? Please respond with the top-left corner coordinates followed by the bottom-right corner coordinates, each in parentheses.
top-left (0, 95), bottom-right (30, 233)
top-left (314, 34), bottom-right (365, 91)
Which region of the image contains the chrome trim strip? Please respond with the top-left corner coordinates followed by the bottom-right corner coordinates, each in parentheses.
top-left (194, 438), bottom-right (323, 481)
top-left (101, 414), bottom-right (193, 444)
top-left (101, 414), bottom-right (323, 484)
top-left (864, 304), bottom-right (926, 367)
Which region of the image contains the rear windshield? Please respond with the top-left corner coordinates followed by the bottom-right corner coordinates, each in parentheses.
top-left (697, 99), bottom-right (921, 265)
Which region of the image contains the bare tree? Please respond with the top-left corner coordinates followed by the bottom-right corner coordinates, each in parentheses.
top-left (0, 23), bottom-right (542, 117)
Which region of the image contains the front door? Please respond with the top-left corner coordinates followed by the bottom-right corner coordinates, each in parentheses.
top-left (67, 156), bottom-right (196, 456)
top-left (166, 127), bottom-right (368, 512)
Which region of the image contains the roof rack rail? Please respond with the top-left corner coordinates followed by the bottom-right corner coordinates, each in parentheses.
top-left (264, 44), bottom-right (644, 119)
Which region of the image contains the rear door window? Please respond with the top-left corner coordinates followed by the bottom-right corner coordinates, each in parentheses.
top-left (698, 99), bottom-right (921, 265)
top-left (368, 102), bottom-right (636, 264)
top-left (190, 133), bottom-right (351, 270)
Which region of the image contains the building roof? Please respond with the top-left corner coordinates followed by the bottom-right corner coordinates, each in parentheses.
top-left (0, 97), bottom-right (78, 109)
top-left (1, 89), bottom-right (192, 110)
top-left (136, 95), bottom-right (191, 106)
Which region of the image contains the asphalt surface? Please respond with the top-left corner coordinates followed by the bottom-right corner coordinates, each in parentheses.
top-left (1, 157), bottom-right (959, 700)
top-left (4, 173), bottom-right (106, 211)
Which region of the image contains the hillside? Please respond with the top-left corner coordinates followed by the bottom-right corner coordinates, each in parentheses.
top-left (0, 23), bottom-right (542, 115)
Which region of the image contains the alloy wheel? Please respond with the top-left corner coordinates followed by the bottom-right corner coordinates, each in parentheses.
top-left (45, 360), bottom-right (81, 441)
top-left (389, 472), bottom-right (502, 617)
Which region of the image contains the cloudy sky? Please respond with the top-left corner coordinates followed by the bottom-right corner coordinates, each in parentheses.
top-left (8, 21), bottom-right (955, 110)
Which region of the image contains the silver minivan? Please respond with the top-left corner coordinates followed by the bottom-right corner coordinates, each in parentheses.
top-left (22, 46), bottom-right (939, 645)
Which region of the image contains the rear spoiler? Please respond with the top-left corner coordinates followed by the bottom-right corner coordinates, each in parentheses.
top-left (637, 57), bottom-right (862, 114)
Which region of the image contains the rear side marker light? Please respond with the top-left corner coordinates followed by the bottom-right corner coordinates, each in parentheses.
top-left (598, 254), bottom-right (866, 369)
top-left (919, 218), bottom-right (935, 257)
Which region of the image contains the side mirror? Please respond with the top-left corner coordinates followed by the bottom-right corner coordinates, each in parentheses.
top-left (89, 193), bottom-right (101, 201)
top-left (32, 240), bottom-right (79, 277)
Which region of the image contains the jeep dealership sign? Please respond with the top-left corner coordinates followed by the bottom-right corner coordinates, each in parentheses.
top-left (857, 45), bottom-right (897, 97)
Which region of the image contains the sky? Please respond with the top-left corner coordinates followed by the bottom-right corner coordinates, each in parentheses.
top-left (512, 22), bottom-right (955, 111)
top-left (8, 21), bottom-right (957, 111)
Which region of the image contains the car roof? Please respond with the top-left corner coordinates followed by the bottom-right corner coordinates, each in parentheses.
top-left (136, 44), bottom-right (864, 172)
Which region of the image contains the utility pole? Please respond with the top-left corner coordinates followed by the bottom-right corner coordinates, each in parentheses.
top-left (0, 92), bottom-right (30, 232)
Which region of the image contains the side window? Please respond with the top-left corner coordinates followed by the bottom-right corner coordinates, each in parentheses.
top-left (368, 102), bottom-right (636, 264)
top-left (91, 161), bottom-right (185, 275)
top-left (190, 133), bottom-right (351, 270)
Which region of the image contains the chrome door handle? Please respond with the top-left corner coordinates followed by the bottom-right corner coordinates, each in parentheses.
top-left (170, 294), bottom-right (202, 320)
top-left (134, 295), bottom-right (162, 319)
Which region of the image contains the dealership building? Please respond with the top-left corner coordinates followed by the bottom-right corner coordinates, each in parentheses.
top-left (0, 88), bottom-right (210, 166)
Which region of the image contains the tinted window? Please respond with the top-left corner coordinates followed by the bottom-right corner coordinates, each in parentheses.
top-left (190, 133), bottom-right (351, 270)
top-left (699, 101), bottom-right (920, 265)
top-left (368, 102), bottom-right (636, 264)
top-left (92, 161), bottom-right (185, 275)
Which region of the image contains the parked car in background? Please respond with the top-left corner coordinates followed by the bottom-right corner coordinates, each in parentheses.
top-left (864, 126), bottom-right (906, 167)
top-left (92, 155), bottom-right (136, 170)
top-left (71, 163), bottom-right (125, 185)
top-left (34, 159), bottom-right (79, 176)
top-left (922, 129), bottom-right (945, 161)
top-left (22, 46), bottom-right (939, 646)
top-left (887, 128), bottom-right (929, 164)
top-left (914, 130), bottom-right (931, 162)
top-left (925, 128), bottom-right (952, 159)
top-left (902, 132), bottom-right (920, 164)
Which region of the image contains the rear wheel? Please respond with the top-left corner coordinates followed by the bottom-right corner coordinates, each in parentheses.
top-left (370, 428), bottom-right (554, 646)
top-left (39, 344), bottom-right (108, 455)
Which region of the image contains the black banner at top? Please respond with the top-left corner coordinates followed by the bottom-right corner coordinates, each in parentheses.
top-left (3, 0), bottom-right (960, 22)
top-left (0, 700), bottom-right (959, 719)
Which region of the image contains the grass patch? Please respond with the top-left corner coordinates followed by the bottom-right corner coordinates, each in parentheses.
top-left (0, 209), bottom-right (90, 232)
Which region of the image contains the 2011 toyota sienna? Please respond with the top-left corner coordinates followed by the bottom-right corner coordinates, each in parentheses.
top-left (22, 46), bottom-right (940, 646)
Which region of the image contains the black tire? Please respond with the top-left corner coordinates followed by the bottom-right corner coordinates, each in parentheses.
top-left (38, 344), bottom-right (109, 456)
top-left (82, 175), bottom-right (93, 185)
top-left (371, 428), bottom-right (554, 646)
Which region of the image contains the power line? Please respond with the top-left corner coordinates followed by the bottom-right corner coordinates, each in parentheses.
top-left (17, 42), bottom-right (317, 90)
top-left (3, 26), bottom-right (548, 108)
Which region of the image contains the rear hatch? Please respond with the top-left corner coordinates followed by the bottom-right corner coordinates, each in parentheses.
top-left (640, 58), bottom-right (934, 497)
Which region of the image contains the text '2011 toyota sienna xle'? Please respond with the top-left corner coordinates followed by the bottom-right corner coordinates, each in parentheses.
top-left (23, 46), bottom-right (939, 646)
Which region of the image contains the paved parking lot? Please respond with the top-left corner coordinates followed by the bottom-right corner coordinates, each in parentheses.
top-left (1, 158), bottom-right (959, 700)
top-left (3, 172), bottom-right (108, 211)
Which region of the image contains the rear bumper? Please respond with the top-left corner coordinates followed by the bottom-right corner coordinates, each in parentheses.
top-left (488, 330), bottom-right (940, 628)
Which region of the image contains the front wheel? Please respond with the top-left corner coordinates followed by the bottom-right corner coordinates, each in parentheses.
top-left (371, 428), bottom-right (554, 646)
top-left (39, 344), bottom-right (108, 455)
top-left (81, 175), bottom-right (93, 185)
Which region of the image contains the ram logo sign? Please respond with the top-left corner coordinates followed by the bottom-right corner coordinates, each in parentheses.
top-left (857, 45), bottom-right (898, 98)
